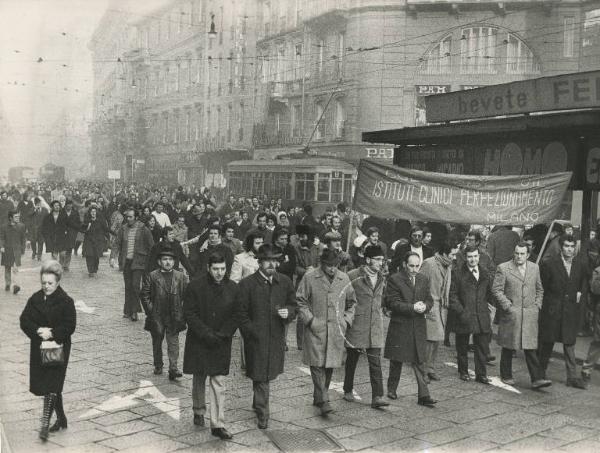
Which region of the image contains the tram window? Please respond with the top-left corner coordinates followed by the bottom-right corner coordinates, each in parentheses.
top-left (343, 173), bottom-right (353, 202)
top-left (317, 173), bottom-right (330, 202)
top-left (295, 172), bottom-right (315, 201)
top-left (331, 173), bottom-right (343, 202)
top-left (252, 172), bottom-right (264, 196)
top-left (272, 172), bottom-right (290, 199)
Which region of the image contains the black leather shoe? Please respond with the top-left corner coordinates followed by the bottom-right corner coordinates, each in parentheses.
top-left (387, 391), bottom-right (398, 400)
top-left (459, 374), bottom-right (471, 381)
top-left (320, 402), bottom-right (333, 416)
top-left (130, 313), bottom-right (138, 321)
top-left (427, 373), bottom-right (440, 381)
top-left (417, 397), bottom-right (437, 408)
top-left (153, 367), bottom-right (163, 375)
top-left (193, 414), bottom-right (204, 426)
top-left (257, 418), bottom-right (268, 429)
top-left (566, 378), bottom-right (587, 390)
top-left (13, 285), bottom-right (20, 295)
top-left (48, 417), bottom-right (68, 432)
top-left (475, 376), bottom-right (491, 385)
top-left (211, 427), bottom-right (233, 439)
top-left (371, 396), bottom-right (390, 408)
top-left (168, 370), bottom-right (183, 381)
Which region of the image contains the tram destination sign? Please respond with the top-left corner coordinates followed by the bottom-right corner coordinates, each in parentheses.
top-left (425, 70), bottom-right (600, 122)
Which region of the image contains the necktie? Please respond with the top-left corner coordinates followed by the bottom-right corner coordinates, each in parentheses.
top-left (411, 276), bottom-right (415, 286)
top-left (472, 268), bottom-right (478, 281)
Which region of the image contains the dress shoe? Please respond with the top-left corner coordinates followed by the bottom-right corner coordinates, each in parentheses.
top-left (486, 357), bottom-right (496, 366)
top-left (4, 285), bottom-right (9, 291)
top-left (193, 414), bottom-right (204, 426)
top-left (13, 285), bottom-right (20, 295)
top-left (131, 313), bottom-right (138, 321)
top-left (581, 369), bottom-right (592, 382)
top-left (468, 344), bottom-right (475, 352)
top-left (320, 402), bottom-right (333, 416)
top-left (501, 377), bottom-right (516, 386)
top-left (343, 392), bottom-right (355, 402)
top-left (371, 396), bottom-right (390, 408)
top-left (475, 376), bottom-right (491, 385)
top-left (168, 370), bottom-right (182, 381)
top-left (532, 379), bottom-right (552, 389)
top-left (459, 374), bottom-right (471, 381)
top-left (211, 427), bottom-right (233, 440)
top-left (257, 418), bottom-right (268, 429)
top-left (387, 391), bottom-right (398, 400)
top-left (427, 372), bottom-right (440, 381)
top-left (48, 417), bottom-right (68, 432)
top-left (153, 366), bottom-right (163, 375)
top-left (566, 378), bottom-right (587, 390)
top-left (417, 396), bottom-right (437, 408)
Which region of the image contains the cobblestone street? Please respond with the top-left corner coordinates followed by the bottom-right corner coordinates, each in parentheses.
top-left (2, 254), bottom-right (600, 452)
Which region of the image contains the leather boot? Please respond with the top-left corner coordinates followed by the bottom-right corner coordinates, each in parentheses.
top-left (39, 393), bottom-right (56, 441)
top-left (49, 393), bottom-right (67, 432)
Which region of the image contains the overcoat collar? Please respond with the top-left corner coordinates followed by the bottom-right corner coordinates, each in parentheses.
top-left (507, 260), bottom-right (528, 281)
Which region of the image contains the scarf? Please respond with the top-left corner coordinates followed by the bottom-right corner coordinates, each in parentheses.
top-left (434, 253), bottom-right (452, 309)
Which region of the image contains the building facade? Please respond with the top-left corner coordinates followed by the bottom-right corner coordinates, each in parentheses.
top-left (89, 0), bottom-right (599, 184)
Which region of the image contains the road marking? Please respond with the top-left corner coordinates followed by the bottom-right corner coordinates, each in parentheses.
top-left (297, 366), bottom-right (362, 400)
top-left (444, 362), bottom-right (521, 394)
top-left (74, 300), bottom-right (96, 314)
top-left (81, 380), bottom-right (181, 420)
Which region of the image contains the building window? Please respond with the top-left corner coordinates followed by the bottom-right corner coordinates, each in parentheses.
top-left (227, 103), bottom-right (232, 142)
top-left (154, 71), bottom-right (159, 96)
top-left (144, 76), bottom-right (149, 99)
top-left (419, 35), bottom-right (452, 75)
top-left (331, 172), bottom-right (343, 202)
top-left (185, 111), bottom-right (191, 141)
top-left (264, 1), bottom-right (271, 36)
top-left (318, 39), bottom-right (324, 76)
top-left (166, 14), bottom-right (171, 40)
top-left (315, 102), bottom-right (325, 140)
top-left (295, 173), bottom-right (315, 201)
top-left (239, 102), bottom-right (244, 141)
top-left (178, 8), bottom-right (184, 33)
top-left (164, 67), bottom-right (169, 93)
top-left (294, 43), bottom-right (303, 80)
top-left (317, 173), bottom-right (330, 201)
top-left (460, 27), bottom-right (497, 74)
top-left (506, 34), bottom-right (540, 74)
top-left (174, 114), bottom-right (180, 143)
top-left (334, 100), bottom-right (345, 139)
top-left (295, 0), bottom-right (303, 26)
top-left (335, 33), bottom-right (345, 78)
top-left (292, 104), bottom-right (302, 137)
top-left (176, 63), bottom-right (181, 91)
top-left (563, 16), bottom-right (576, 57)
top-left (163, 114), bottom-right (169, 144)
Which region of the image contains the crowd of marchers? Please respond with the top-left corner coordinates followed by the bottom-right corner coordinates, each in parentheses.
top-left (2, 180), bottom-right (600, 443)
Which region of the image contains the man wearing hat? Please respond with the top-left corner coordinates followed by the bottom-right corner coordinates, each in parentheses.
top-left (140, 244), bottom-right (188, 381)
top-left (293, 224), bottom-right (320, 349)
top-left (297, 248), bottom-right (357, 416)
top-left (234, 244), bottom-right (296, 429)
top-left (344, 245), bottom-right (389, 409)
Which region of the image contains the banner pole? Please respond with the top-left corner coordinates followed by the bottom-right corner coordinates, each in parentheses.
top-left (536, 220), bottom-right (556, 265)
top-left (346, 211), bottom-right (355, 252)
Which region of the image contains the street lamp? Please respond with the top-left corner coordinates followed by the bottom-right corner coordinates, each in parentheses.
top-left (208, 13), bottom-right (217, 39)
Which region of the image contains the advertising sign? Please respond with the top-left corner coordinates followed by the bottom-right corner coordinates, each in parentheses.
top-left (425, 70), bottom-right (600, 122)
top-left (353, 159), bottom-right (572, 225)
top-left (108, 170), bottom-right (121, 180)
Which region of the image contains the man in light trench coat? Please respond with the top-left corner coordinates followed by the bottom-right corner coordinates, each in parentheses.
top-left (492, 242), bottom-right (552, 389)
top-left (297, 248), bottom-right (357, 416)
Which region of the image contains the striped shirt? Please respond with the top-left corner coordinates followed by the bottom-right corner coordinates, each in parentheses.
top-left (126, 226), bottom-right (138, 259)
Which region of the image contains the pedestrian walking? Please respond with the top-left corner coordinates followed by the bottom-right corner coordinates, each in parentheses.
top-left (1, 210), bottom-right (26, 294)
top-left (344, 245), bottom-right (389, 409)
top-left (61, 199), bottom-right (81, 272)
top-left (583, 262), bottom-right (600, 382)
top-left (141, 244), bottom-right (188, 380)
top-left (146, 226), bottom-right (195, 276)
top-left (296, 249), bottom-right (357, 416)
top-left (110, 207), bottom-right (155, 321)
top-left (197, 224), bottom-right (234, 276)
top-left (449, 246), bottom-right (493, 384)
top-left (492, 242), bottom-right (551, 389)
top-left (420, 242), bottom-right (458, 382)
top-left (538, 234), bottom-right (588, 389)
top-left (235, 244), bottom-right (296, 429)
top-left (19, 261), bottom-right (76, 441)
top-left (30, 198), bottom-right (47, 261)
top-left (230, 231), bottom-right (263, 283)
top-left (384, 252), bottom-right (437, 408)
top-left (109, 204), bottom-right (125, 270)
top-left (183, 252), bottom-right (238, 439)
top-left (390, 225), bottom-right (434, 274)
top-left (81, 206), bottom-right (110, 277)
top-left (41, 200), bottom-right (68, 262)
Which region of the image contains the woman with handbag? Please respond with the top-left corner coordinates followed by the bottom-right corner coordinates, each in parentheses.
top-left (19, 260), bottom-right (76, 441)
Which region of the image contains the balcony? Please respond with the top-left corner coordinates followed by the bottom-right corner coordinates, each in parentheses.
top-left (253, 123), bottom-right (304, 148)
top-left (266, 80), bottom-right (303, 99)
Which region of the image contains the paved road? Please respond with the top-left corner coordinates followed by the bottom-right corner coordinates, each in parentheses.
top-left (1, 253), bottom-right (600, 452)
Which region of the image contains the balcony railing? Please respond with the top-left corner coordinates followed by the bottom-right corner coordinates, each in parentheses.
top-left (253, 123), bottom-right (304, 147)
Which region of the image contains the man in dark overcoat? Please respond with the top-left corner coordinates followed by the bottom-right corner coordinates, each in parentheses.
top-left (384, 251), bottom-right (436, 407)
top-left (449, 246), bottom-right (493, 384)
top-left (390, 225), bottom-right (434, 274)
top-left (41, 200), bottom-right (68, 261)
top-left (183, 251), bottom-right (238, 440)
top-left (235, 244), bottom-right (296, 429)
top-left (538, 234), bottom-right (588, 389)
top-left (61, 199), bottom-right (81, 272)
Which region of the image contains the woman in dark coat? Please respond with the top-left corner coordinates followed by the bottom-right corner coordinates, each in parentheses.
top-left (145, 215), bottom-right (163, 244)
top-left (82, 206), bottom-right (110, 277)
top-left (41, 200), bottom-right (68, 260)
top-left (20, 260), bottom-right (76, 441)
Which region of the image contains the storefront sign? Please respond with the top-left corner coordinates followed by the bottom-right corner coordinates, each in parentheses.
top-left (425, 70), bottom-right (600, 122)
top-left (416, 85), bottom-right (451, 126)
top-left (353, 159), bottom-right (572, 225)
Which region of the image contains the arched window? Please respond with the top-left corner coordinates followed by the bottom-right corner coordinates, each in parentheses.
top-left (460, 27), bottom-right (497, 74)
top-left (506, 34), bottom-right (541, 74)
top-left (418, 35), bottom-right (452, 75)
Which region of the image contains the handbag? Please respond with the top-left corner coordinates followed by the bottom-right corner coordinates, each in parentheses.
top-left (40, 341), bottom-right (65, 367)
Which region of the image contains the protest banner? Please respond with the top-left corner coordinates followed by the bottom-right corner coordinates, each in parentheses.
top-left (353, 159), bottom-right (572, 225)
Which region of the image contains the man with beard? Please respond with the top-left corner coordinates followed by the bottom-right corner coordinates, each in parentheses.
top-left (183, 252), bottom-right (238, 440)
top-left (390, 225), bottom-right (434, 274)
top-left (297, 249), bottom-right (357, 416)
top-left (231, 232), bottom-right (263, 283)
top-left (235, 244), bottom-right (296, 429)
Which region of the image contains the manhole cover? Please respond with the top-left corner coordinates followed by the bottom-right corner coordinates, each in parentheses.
top-left (265, 429), bottom-right (344, 452)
